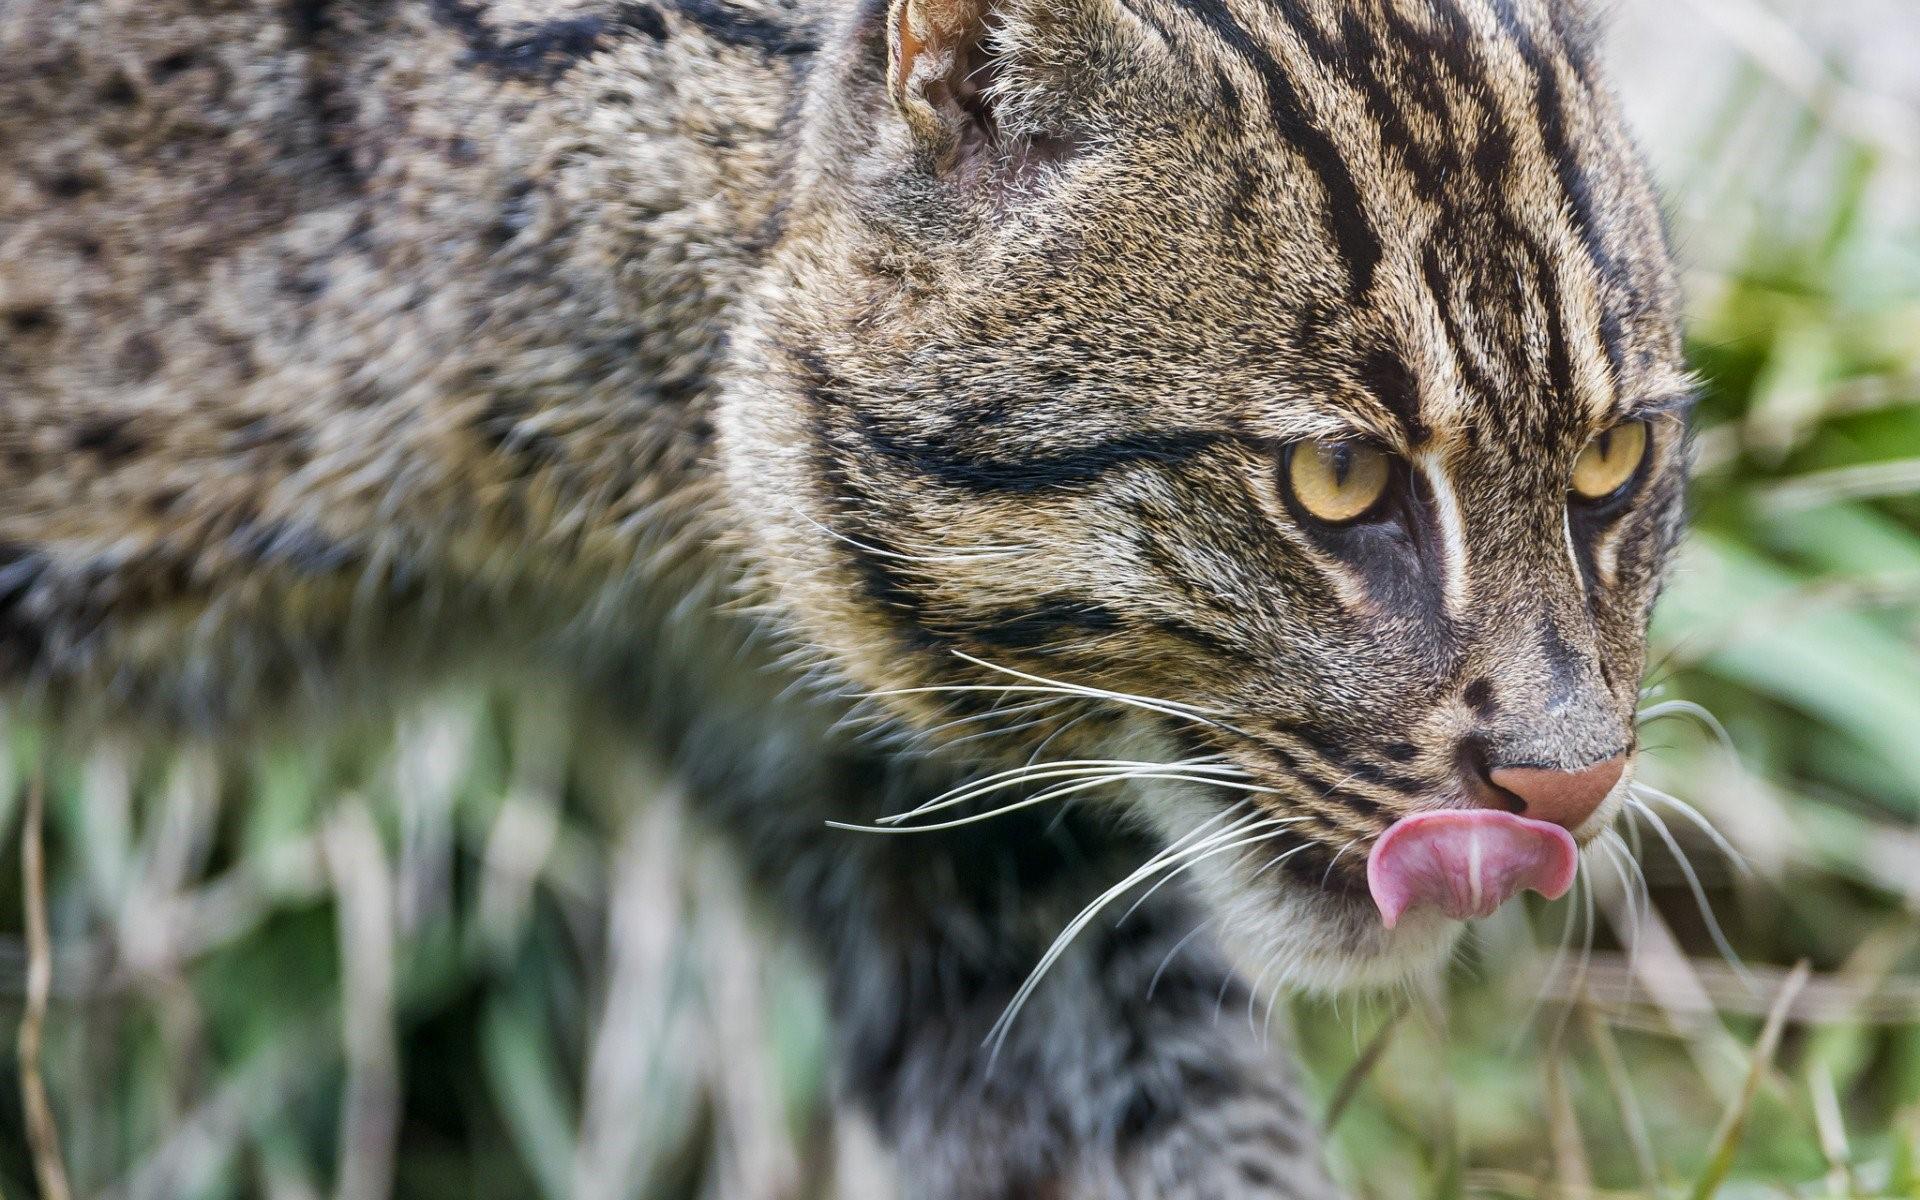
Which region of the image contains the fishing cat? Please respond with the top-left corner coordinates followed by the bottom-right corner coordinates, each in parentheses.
top-left (0, 0), bottom-right (1691, 1193)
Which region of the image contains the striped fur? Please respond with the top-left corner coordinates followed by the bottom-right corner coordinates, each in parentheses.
top-left (3, 0), bottom-right (1689, 1194)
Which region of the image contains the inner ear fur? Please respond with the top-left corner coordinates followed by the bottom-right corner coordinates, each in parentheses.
top-left (886, 0), bottom-right (1000, 169)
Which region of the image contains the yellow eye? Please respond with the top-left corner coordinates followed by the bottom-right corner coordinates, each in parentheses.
top-left (1285, 439), bottom-right (1392, 524)
top-left (1570, 421), bottom-right (1649, 500)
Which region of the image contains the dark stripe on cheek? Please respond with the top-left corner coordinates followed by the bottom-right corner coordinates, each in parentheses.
top-left (1148, 616), bottom-right (1242, 659)
top-left (1272, 721), bottom-right (1429, 796)
top-left (1162, 0), bottom-right (1380, 301)
top-left (797, 357), bottom-right (949, 656)
top-left (813, 450), bottom-right (949, 655)
top-left (849, 411), bottom-right (1230, 494)
top-left (957, 598), bottom-right (1123, 652)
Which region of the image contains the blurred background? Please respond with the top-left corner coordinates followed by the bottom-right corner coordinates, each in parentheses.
top-left (2, 0), bottom-right (1917, 1196)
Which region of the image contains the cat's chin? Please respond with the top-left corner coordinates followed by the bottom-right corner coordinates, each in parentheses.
top-left (1132, 781), bottom-right (1465, 996)
top-left (1198, 872), bottom-right (1465, 996)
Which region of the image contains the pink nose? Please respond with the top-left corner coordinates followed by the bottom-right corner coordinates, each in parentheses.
top-left (1489, 754), bottom-right (1626, 831)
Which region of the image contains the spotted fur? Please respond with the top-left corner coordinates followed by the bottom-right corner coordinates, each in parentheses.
top-left (2, 0), bottom-right (1690, 1194)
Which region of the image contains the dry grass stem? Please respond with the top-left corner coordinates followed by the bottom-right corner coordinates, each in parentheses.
top-left (1580, 1002), bottom-right (1662, 1193)
top-left (1689, 959), bottom-right (1813, 1200)
top-left (18, 769), bottom-right (73, 1200)
top-left (1321, 997), bottom-right (1408, 1133)
top-left (1548, 954), bottom-right (1920, 1026)
top-left (1543, 1052), bottom-right (1594, 1200)
top-left (325, 801), bottom-right (401, 1200)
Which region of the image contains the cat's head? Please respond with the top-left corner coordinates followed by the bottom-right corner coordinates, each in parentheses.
top-left (718, 0), bottom-right (1692, 989)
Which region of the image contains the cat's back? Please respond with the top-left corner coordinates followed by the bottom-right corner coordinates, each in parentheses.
top-left (0, 0), bottom-right (808, 716)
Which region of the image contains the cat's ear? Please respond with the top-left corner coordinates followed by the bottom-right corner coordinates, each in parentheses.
top-left (885, 0), bottom-right (1001, 169)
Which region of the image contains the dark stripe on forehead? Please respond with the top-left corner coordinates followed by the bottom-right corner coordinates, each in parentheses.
top-left (1359, 347), bottom-right (1430, 446)
top-left (1420, 241), bottom-right (1503, 412)
top-left (1490, 4), bottom-right (1607, 260)
top-left (1490, 2), bottom-right (1626, 335)
top-left (1160, 0), bottom-right (1380, 301)
top-left (1519, 235), bottom-right (1576, 420)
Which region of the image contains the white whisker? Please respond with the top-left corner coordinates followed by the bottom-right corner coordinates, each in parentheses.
top-left (830, 770), bottom-right (1270, 835)
top-left (881, 756), bottom-right (1239, 824)
top-left (1635, 699), bottom-right (1736, 755)
top-left (951, 650), bottom-right (1225, 718)
top-left (1627, 795), bottom-right (1757, 990)
top-left (1146, 919), bottom-right (1214, 1001)
top-left (1630, 783), bottom-right (1753, 878)
top-left (1121, 826), bottom-right (1309, 926)
top-left (866, 681), bottom-right (1232, 734)
top-left (1512, 869), bottom-right (1583, 1051)
top-left (791, 506), bottom-right (1030, 563)
top-left (984, 815), bottom-right (1298, 1067)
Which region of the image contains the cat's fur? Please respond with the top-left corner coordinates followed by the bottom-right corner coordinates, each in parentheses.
top-left (1, 0), bottom-right (1691, 1194)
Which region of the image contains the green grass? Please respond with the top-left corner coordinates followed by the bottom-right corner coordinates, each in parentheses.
top-left (3, 33), bottom-right (1919, 1200)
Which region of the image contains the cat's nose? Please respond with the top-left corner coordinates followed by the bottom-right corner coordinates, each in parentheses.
top-left (1487, 754), bottom-right (1626, 832)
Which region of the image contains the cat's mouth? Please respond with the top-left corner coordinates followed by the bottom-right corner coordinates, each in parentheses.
top-left (1149, 776), bottom-right (1624, 995)
top-left (1365, 809), bottom-right (1578, 927)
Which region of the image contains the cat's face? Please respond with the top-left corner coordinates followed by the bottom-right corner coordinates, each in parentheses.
top-left (722, 0), bottom-right (1692, 987)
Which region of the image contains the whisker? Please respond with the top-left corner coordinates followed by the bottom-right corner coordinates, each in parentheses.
top-left (1635, 699), bottom-right (1736, 755)
top-left (1316, 837), bottom-right (1361, 891)
top-left (1121, 826), bottom-right (1310, 926)
top-left (890, 760), bottom-right (1248, 821)
top-left (951, 650), bottom-right (1224, 718)
top-left (1022, 708), bottom-right (1101, 767)
top-left (918, 696), bottom-right (1062, 734)
top-left (1630, 782), bottom-right (1753, 878)
top-left (1598, 828), bottom-right (1653, 970)
top-left (1512, 870), bottom-right (1584, 1051)
top-left (1146, 918), bottom-right (1214, 1001)
top-left (830, 770), bottom-right (1271, 835)
top-left (985, 815), bottom-right (1299, 1067)
top-left (1596, 834), bottom-right (1637, 951)
top-left (1627, 795), bottom-right (1757, 991)
top-left (881, 756), bottom-right (1239, 824)
top-left (867, 682), bottom-right (1232, 734)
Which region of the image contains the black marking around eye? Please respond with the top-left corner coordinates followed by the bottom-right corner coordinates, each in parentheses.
top-left (1162, 0), bottom-right (1380, 301)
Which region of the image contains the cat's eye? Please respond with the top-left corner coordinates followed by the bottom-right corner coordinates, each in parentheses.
top-left (1570, 421), bottom-right (1649, 501)
top-left (1285, 439), bottom-right (1392, 524)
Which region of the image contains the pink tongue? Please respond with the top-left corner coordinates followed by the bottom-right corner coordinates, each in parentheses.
top-left (1367, 809), bottom-right (1578, 928)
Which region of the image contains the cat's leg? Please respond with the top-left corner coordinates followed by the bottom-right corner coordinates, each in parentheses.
top-left (841, 880), bottom-right (1342, 1200)
top-left (679, 737), bottom-right (1342, 1200)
